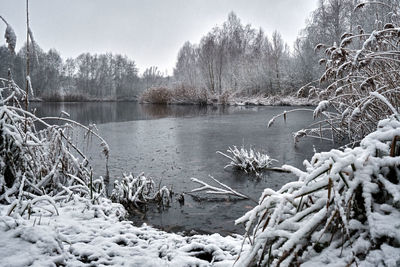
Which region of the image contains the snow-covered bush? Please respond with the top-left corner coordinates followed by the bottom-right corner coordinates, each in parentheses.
top-left (235, 116), bottom-right (400, 266)
top-left (0, 77), bottom-right (109, 215)
top-left (139, 86), bottom-right (173, 104)
top-left (111, 172), bottom-right (171, 208)
top-left (171, 84), bottom-right (208, 104)
top-left (217, 146), bottom-right (277, 176)
top-left (294, 3), bottom-right (400, 144)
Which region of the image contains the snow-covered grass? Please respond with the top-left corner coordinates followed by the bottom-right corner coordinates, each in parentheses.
top-left (111, 172), bottom-right (171, 208)
top-left (0, 77), bottom-right (109, 217)
top-left (217, 146), bottom-right (277, 176)
top-left (291, 8), bottom-right (400, 144)
top-left (235, 116), bottom-right (400, 266)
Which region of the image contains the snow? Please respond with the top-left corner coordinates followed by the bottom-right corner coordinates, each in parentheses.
top-left (4, 24), bottom-right (16, 53)
top-left (0, 197), bottom-right (246, 267)
top-left (313, 100), bottom-right (329, 119)
top-left (228, 95), bottom-right (316, 106)
top-left (26, 75), bottom-right (34, 97)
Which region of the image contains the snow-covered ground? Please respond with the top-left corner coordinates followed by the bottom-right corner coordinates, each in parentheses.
top-left (227, 95), bottom-right (316, 106)
top-left (0, 197), bottom-right (246, 267)
top-left (166, 94), bottom-right (316, 106)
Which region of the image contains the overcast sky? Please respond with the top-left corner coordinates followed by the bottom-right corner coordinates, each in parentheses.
top-left (1, 0), bottom-right (318, 75)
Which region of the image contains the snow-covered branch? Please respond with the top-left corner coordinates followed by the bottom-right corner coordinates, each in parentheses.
top-left (190, 175), bottom-right (256, 203)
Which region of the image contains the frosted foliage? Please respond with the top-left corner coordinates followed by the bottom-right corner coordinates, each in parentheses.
top-left (111, 173), bottom-right (171, 207)
top-left (4, 24), bottom-right (16, 53)
top-left (308, 8), bottom-right (400, 143)
top-left (0, 77), bottom-right (109, 215)
top-left (236, 116), bottom-right (400, 266)
top-left (217, 146), bottom-right (277, 176)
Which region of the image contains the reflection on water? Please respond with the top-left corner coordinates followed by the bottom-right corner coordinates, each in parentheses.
top-left (31, 102), bottom-right (252, 125)
top-left (32, 101), bottom-right (336, 235)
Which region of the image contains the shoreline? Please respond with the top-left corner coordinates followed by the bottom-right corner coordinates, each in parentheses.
top-left (31, 95), bottom-right (317, 107)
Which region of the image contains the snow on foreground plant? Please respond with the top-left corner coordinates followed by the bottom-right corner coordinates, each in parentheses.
top-left (0, 77), bottom-right (112, 216)
top-left (217, 146), bottom-right (277, 176)
top-left (111, 172), bottom-right (172, 208)
top-left (235, 116), bottom-right (400, 266)
top-left (269, 4), bottom-right (400, 145)
top-left (0, 15), bottom-right (17, 53)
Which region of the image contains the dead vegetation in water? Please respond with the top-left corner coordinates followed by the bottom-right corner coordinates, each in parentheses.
top-left (217, 146), bottom-right (277, 176)
top-left (111, 172), bottom-right (172, 209)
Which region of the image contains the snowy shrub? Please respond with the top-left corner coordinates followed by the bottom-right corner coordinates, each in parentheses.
top-left (218, 89), bottom-right (233, 105)
top-left (236, 116), bottom-right (400, 266)
top-left (217, 146), bottom-right (277, 176)
top-left (171, 84), bottom-right (208, 104)
top-left (294, 4), bottom-right (400, 144)
top-left (111, 172), bottom-right (171, 208)
top-left (41, 91), bottom-right (90, 102)
top-left (139, 86), bottom-right (173, 104)
top-left (0, 77), bottom-right (109, 215)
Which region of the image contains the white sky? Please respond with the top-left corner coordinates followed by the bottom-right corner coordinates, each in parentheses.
top-left (1, 0), bottom-right (318, 75)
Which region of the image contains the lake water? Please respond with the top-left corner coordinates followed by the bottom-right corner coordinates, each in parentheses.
top-left (32, 102), bottom-right (336, 235)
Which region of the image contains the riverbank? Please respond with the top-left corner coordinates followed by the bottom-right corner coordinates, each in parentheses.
top-left (226, 95), bottom-right (316, 106)
top-left (31, 94), bottom-right (316, 106)
top-left (140, 94), bottom-right (317, 106)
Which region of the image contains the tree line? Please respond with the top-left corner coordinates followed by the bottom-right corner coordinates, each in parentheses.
top-left (1, 0), bottom-right (398, 101)
top-left (173, 0), bottom-right (400, 99)
top-left (0, 42), bottom-right (169, 101)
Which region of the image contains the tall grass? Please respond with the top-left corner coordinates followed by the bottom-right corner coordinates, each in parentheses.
top-left (0, 76), bottom-right (110, 215)
top-left (273, 3), bottom-right (400, 145)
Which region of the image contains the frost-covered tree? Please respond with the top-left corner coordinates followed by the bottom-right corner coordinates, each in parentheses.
top-left (174, 41), bottom-right (200, 88)
top-left (173, 12), bottom-right (293, 99)
top-left (142, 66), bottom-right (165, 89)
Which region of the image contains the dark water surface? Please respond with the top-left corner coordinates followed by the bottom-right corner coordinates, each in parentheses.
top-left (32, 102), bottom-right (335, 235)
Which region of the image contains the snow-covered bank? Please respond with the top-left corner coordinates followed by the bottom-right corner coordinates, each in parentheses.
top-left (139, 86), bottom-right (316, 106)
top-left (226, 95), bottom-right (316, 106)
top-left (0, 197), bottom-right (245, 266)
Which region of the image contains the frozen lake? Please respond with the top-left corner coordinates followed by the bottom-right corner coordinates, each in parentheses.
top-left (32, 102), bottom-right (336, 235)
